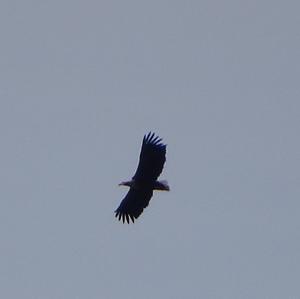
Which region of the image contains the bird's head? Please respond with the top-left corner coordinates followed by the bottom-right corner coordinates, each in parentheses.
top-left (118, 180), bottom-right (134, 187)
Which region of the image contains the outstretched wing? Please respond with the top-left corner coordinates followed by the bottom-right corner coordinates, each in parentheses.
top-left (115, 188), bottom-right (153, 223)
top-left (133, 132), bottom-right (166, 182)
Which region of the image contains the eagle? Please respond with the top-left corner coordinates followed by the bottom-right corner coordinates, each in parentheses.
top-left (115, 132), bottom-right (169, 223)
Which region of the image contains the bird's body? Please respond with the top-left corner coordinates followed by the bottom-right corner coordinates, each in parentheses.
top-left (115, 132), bottom-right (169, 223)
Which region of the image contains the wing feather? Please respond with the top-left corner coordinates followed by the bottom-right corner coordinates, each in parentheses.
top-left (115, 188), bottom-right (153, 223)
top-left (132, 132), bottom-right (166, 182)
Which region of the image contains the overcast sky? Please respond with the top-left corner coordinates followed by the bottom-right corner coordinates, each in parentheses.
top-left (1, 0), bottom-right (300, 298)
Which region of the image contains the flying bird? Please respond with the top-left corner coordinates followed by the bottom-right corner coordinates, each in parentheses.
top-left (115, 132), bottom-right (169, 223)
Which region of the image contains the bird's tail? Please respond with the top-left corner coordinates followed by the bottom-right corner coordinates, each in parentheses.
top-left (154, 180), bottom-right (170, 191)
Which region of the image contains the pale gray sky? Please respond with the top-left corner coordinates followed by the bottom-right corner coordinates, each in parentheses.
top-left (0, 0), bottom-right (300, 298)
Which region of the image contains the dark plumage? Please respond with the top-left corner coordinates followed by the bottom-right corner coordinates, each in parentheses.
top-left (115, 132), bottom-right (169, 223)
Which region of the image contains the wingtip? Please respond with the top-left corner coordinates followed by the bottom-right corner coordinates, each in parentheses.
top-left (144, 131), bottom-right (166, 147)
top-left (115, 210), bottom-right (136, 224)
